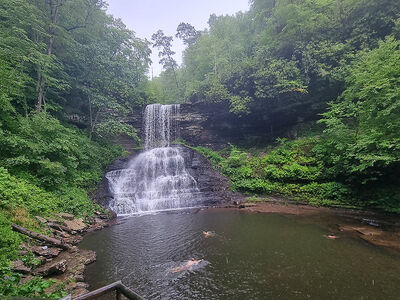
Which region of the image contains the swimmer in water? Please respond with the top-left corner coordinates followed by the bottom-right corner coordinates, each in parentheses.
top-left (203, 231), bottom-right (216, 238)
top-left (170, 258), bottom-right (203, 273)
top-left (325, 234), bottom-right (339, 240)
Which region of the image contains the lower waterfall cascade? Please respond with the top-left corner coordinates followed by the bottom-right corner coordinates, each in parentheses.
top-left (106, 104), bottom-right (204, 215)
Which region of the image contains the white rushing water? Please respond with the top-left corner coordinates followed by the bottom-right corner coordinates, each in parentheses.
top-left (106, 104), bottom-right (203, 215)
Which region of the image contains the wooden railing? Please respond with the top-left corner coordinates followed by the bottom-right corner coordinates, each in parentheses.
top-left (73, 281), bottom-right (144, 300)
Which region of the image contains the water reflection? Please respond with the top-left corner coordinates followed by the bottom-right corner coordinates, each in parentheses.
top-left (81, 210), bottom-right (400, 299)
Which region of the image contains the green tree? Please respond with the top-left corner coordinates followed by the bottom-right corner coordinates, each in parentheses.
top-left (318, 37), bottom-right (400, 183)
top-left (151, 30), bottom-right (179, 90)
top-left (176, 22), bottom-right (201, 46)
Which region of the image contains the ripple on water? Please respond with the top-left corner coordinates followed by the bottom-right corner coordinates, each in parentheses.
top-left (80, 210), bottom-right (400, 300)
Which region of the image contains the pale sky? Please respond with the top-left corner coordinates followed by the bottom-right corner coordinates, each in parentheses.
top-left (105, 0), bottom-right (250, 77)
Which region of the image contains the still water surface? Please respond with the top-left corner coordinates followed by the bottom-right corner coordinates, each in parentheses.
top-left (80, 210), bottom-right (400, 299)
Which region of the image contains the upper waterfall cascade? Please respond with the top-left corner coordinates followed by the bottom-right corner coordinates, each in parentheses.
top-left (106, 104), bottom-right (203, 215)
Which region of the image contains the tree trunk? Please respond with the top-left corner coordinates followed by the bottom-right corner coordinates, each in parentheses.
top-left (36, 0), bottom-right (63, 112)
top-left (12, 224), bottom-right (71, 250)
top-left (88, 94), bottom-right (93, 140)
top-left (172, 67), bottom-right (179, 90)
top-left (213, 47), bottom-right (217, 75)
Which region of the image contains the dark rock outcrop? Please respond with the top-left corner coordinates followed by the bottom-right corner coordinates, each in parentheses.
top-left (178, 145), bottom-right (244, 205)
top-left (34, 259), bottom-right (67, 276)
top-left (31, 246), bottom-right (61, 258)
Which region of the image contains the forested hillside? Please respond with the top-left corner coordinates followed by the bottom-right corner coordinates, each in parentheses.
top-left (151, 0), bottom-right (400, 211)
top-left (1, 0), bottom-right (400, 297)
top-left (0, 0), bottom-right (149, 297)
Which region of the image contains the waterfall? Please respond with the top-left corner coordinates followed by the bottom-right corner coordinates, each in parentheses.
top-left (106, 104), bottom-right (203, 215)
top-left (144, 104), bottom-right (179, 149)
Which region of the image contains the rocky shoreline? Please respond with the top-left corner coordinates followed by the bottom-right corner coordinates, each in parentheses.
top-left (11, 211), bottom-right (116, 298)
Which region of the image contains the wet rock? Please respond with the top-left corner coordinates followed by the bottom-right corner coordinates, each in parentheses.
top-left (93, 217), bottom-right (103, 224)
top-left (57, 213), bottom-right (75, 220)
top-left (74, 273), bottom-right (85, 282)
top-left (31, 245), bottom-right (61, 258)
top-left (82, 251), bottom-right (96, 265)
top-left (34, 259), bottom-right (67, 276)
top-left (11, 260), bottom-right (31, 274)
top-left (360, 235), bottom-right (400, 251)
top-left (339, 225), bottom-right (383, 236)
top-left (361, 218), bottom-right (381, 227)
top-left (63, 218), bottom-right (87, 232)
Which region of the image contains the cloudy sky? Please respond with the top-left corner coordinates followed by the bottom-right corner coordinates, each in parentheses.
top-left (105, 0), bottom-right (249, 77)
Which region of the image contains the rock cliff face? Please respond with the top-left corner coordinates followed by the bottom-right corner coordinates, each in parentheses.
top-left (178, 145), bottom-right (243, 204)
top-left (121, 103), bottom-right (258, 150)
top-left (66, 101), bottom-right (313, 152)
top-left (92, 145), bottom-right (243, 212)
top-left (114, 102), bottom-right (313, 152)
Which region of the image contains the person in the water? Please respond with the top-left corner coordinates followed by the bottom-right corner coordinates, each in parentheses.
top-left (325, 234), bottom-right (339, 239)
top-left (203, 231), bottom-right (216, 238)
top-left (170, 258), bottom-right (203, 273)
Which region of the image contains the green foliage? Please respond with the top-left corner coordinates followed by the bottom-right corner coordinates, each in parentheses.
top-left (0, 0), bottom-right (147, 298)
top-left (193, 146), bottom-right (225, 166)
top-left (318, 37), bottom-right (400, 184)
top-left (0, 213), bottom-right (21, 268)
top-left (0, 270), bottom-right (66, 299)
top-left (0, 212), bottom-right (65, 299)
top-left (0, 114), bottom-right (122, 298)
top-left (195, 140), bottom-right (358, 208)
top-left (0, 113), bottom-right (121, 190)
top-left (0, 167), bottom-right (57, 217)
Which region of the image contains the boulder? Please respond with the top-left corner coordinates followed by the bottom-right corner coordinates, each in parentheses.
top-left (82, 251), bottom-right (96, 265)
top-left (31, 246), bottom-right (61, 258)
top-left (34, 259), bottom-right (67, 276)
top-left (63, 218), bottom-right (87, 232)
top-left (74, 274), bottom-right (85, 282)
